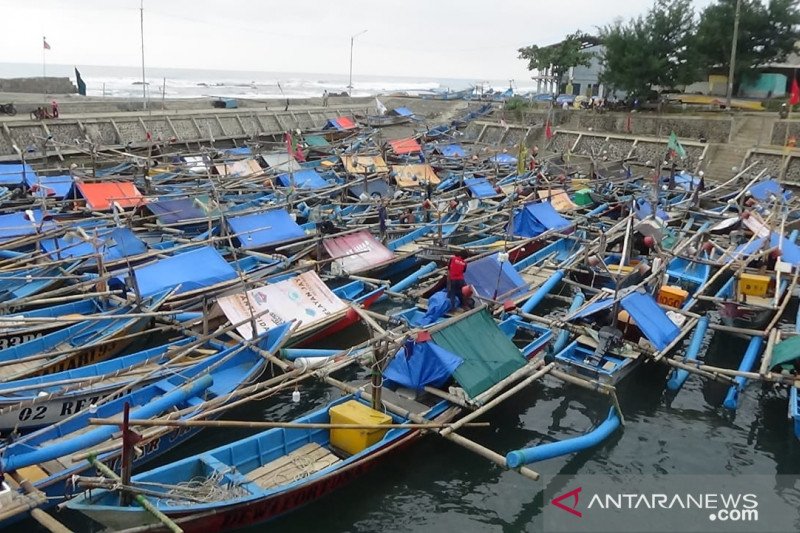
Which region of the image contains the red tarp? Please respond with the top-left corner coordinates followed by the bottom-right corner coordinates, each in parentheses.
top-left (389, 138), bottom-right (421, 155)
top-left (76, 181), bottom-right (145, 211)
top-left (335, 116), bottom-right (356, 130)
top-left (323, 230), bottom-right (395, 274)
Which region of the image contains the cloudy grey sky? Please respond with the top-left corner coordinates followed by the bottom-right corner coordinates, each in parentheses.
top-left (1, 0), bottom-right (714, 80)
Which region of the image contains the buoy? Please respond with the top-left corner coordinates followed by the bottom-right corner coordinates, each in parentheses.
top-left (741, 211), bottom-right (751, 219)
top-left (292, 389), bottom-right (301, 403)
top-left (770, 249), bottom-right (782, 259)
top-left (461, 285), bottom-right (474, 299)
top-left (702, 241), bottom-right (714, 253)
top-left (643, 235), bottom-right (655, 248)
top-left (503, 300), bottom-right (516, 312)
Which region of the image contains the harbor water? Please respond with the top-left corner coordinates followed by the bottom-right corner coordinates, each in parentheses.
top-left (47, 301), bottom-right (800, 532)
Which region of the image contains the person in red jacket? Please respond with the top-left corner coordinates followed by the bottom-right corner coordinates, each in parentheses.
top-left (447, 251), bottom-right (468, 309)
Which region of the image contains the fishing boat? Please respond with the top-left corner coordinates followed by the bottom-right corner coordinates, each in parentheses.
top-left (67, 308), bottom-right (537, 530)
top-left (0, 323), bottom-right (293, 526)
top-left (551, 290), bottom-right (681, 384)
top-left (0, 336), bottom-right (223, 432)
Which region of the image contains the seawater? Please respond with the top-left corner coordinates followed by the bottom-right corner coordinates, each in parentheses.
top-left (28, 302), bottom-right (800, 532)
top-left (0, 62), bottom-right (527, 100)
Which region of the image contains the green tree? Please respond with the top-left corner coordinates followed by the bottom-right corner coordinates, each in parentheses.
top-left (600, 0), bottom-right (698, 96)
top-left (518, 31), bottom-right (596, 90)
top-left (695, 0), bottom-right (800, 85)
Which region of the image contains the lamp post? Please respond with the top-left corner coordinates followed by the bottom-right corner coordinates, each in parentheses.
top-left (725, 0), bottom-right (742, 111)
top-left (348, 30), bottom-right (368, 97)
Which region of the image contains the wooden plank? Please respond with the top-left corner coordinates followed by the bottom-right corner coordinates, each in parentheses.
top-left (249, 446), bottom-right (331, 483)
top-left (245, 442), bottom-right (320, 482)
top-left (258, 454), bottom-right (340, 489)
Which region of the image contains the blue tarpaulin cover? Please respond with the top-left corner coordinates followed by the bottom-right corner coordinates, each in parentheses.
top-left (635, 199), bottom-right (669, 221)
top-left (748, 179), bottom-right (791, 202)
top-left (147, 197), bottom-right (209, 225)
top-left (0, 164), bottom-right (32, 186)
top-left (0, 210), bottom-right (56, 243)
top-left (509, 202), bottom-right (570, 237)
top-left (383, 339), bottom-right (463, 390)
top-left (733, 233), bottom-right (800, 266)
top-left (392, 107), bottom-right (414, 117)
top-left (465, 253), bottom-right (527, 300)
top-left (227, 209), bottom-right (305, 249)
top-left (132, 246), bottom-right (236, 296)
top-left (465, 177), bottom-right (497, 198)
top-left (277, 169), bottom-right (328, 189)
top-left (489, 153), bottom-right (517, 165)
top-left (25, 174), bottom-right (73, 198)
top-left (567, 291), bottom-right (680, 351)
top-left (416, 291), bottom-right (452, 326)
top-left (224, 147), bottom-right (252, 156)
top-left (436, 144), bottom-right (466, 158)
top-left (41, 228), bottom-right (147, 261)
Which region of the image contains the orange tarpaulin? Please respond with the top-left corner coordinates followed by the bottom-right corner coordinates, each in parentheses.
top-left (76, 182), bottom-right (145, 211)
top-left (341, 155), bottom-right (389, 174)
top-left (335, 116), bottom-right (356, 129)
top-left (389, 138), bottom-right (421, 155)
top-left (537, 189), bottom-right (578, 212)
top-left (392, 164), bottom-right (440, 188)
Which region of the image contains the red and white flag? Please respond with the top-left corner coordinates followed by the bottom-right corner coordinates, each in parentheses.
top-left (544, 120), bottom-right (553, 140)
top-left (43, 37), bottom-right (51, 50)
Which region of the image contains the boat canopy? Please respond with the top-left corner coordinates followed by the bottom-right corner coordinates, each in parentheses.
top-left (634, 199), bottom-right (669, 221)
top-left (465, 253), bottom-right (527, 300)
top-left (26, 174), bottom-right (73, 198)
top-left (0, 210), bottom-right (56, 243)
top-left (436, 144), bottom-right (466, 158)
top-left (304, 135), bottom-right (330, 148)
top-left (227, 209), bottom-right (305, 249)
top-left (276, 169), bottom-right (328, 189)
top-left (341, 155), bottom-right (389, 174)
top-left (568, 291), bottom-right (680, 351)
top-left (489, 153), bottom-right (517, 165)
top-left (323, 230), bottom-right (395, 274)
top-left (431, 309), bottom-right (527, 398)
top-left (464, 177), bottom-right (496, 198)
top-left (131, 246), bottom-right (236, 296)
top-left (748, 179), bottom-right (791, 202)
top-left (323, 116), bottom-right (356, 131)
top-left (0, 163), bottom-right (33, 186)
top-left (214, 159), bottom-right (262, 177)
top-left (389, 138), bottom-right (422, 155)
top-left (147, 196), bottom-right (217, 224)
top-left (383, 338), bottom-right (464, 391)
top-left (41, 227), bottom-right (147, 261)
top-left (223, 147), bottom-right (252, 156)
top-left (509, 201), bottom-right (571, 238)
top-left (770, 336), bottom-right (800, 371)
top-left (393, 164), bottom-right (440, 187)
top-left (75, 181), bottom-right (145, 211)
top-left (392, 107), bottom-right (414, 117)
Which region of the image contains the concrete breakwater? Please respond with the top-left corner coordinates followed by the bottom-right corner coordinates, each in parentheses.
top-left (0, 77), bottom-right (77, 95)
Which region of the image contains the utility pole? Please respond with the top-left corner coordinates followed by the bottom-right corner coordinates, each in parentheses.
top-left (725, 0), bottom-right (742, 111)
top-left (348, 30), bottom-right (368, 97)
top-left (140, 0), bottom-right (147, 111)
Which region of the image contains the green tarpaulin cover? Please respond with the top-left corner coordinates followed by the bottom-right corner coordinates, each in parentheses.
top-left (431, 309), bottom-right (527, 399)
top-left (771, 335), bottom-right (800, 370)
top-left (304, 135), bottom-right (330, 147)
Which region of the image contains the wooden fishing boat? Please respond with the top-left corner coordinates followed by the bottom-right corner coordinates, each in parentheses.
top-left (0, 336), bottom-right (224, 432)
top-left (0, 323), bottom-right (293, 526)
top-left (354, 114), bottom-right (412, 127)
top-left (0, 291), bottom-right (170, 382)
top-left (0, 298), bottom-right (105, 349)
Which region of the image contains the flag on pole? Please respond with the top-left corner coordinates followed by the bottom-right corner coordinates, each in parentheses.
top-left (375, 97), bottom-right (387, 116)
top-left (43, 37), bottom-right (50, 50)
top-left (789, 77), bottom-right (800, 107)
top-left (667, 131), bottom-right (687, 160)
top-left (544, 120), bottom-right (553, 140)
top-left (75, 68), bottom-right (87, 96)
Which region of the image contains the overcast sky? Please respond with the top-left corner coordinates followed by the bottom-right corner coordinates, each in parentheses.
top-left (1, 0), bottom-right (715, 81)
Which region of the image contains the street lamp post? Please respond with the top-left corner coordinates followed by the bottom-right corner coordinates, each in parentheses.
top-left (348, 30), bottom-right (368, 97)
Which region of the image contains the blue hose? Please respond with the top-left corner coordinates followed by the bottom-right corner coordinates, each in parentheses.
top-left (666, 316), bottom-right (709, 392)
top-left (506, 407), bottom-right (620, 467)
top-left (551, 292), bottom-right (585, 355)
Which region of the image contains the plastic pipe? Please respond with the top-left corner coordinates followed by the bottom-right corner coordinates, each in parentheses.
top-left (506, 407), bottom-right (620, 467)
top-left (722, 335), bottom-right (763, 410)
top-left (666, 316), bottom-right (709, 392)
top-left (520, 270), bottom-right (564, 314)
top-left (550, 291), bottom-right (585, 355)
top-left (377, 261), bottom-right (437, 303)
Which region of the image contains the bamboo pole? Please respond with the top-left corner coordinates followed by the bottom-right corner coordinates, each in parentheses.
top-left (88, 418), bottom-right (490, 430)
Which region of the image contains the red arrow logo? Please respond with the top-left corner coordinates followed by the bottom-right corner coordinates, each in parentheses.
top-left (551, 487), bottom-right (583, 517)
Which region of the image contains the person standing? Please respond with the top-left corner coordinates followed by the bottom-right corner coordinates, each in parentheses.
top-left (447, 251), bottom-right (468, 309)
top-left (322, 90), bottom-right (329, 107)
top-left (51, 100), bottom-right (59, 118)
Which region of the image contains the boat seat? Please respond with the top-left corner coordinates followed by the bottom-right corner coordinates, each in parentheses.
top-left (245, 442), bottom-right (340, 489)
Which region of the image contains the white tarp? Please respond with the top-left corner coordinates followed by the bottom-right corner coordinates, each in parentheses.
top-left (217, 271), bottom-right (347, 339)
